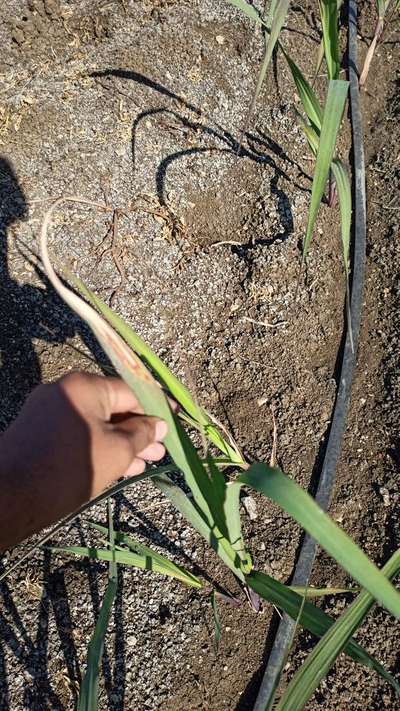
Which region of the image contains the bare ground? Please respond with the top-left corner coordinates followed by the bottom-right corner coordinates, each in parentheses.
top-left (0, 1), bottom-right (399, 709)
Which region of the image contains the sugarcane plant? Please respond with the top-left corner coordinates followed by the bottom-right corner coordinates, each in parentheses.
top-left (226, 0), bottom-right (353, 342)
top-left (27, 192), bottom-right (400, 710)
top-left (360, 0), bottom-right (400, 86)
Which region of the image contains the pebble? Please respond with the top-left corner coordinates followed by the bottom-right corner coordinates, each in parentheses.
top-left (379, 486), bottom-right (390, 506)
top-left (242, 495), bottom-right (258, 520)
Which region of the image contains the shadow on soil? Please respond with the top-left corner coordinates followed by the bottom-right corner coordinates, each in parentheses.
top-left (91, 68), bottom-right (314, 246)
top-left (0, 157), bottom-right (98, 429)
top-left (0, 158), bottom-right (129, 709)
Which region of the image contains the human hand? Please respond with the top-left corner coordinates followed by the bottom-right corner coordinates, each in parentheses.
top-left (0, 372), bottom-right (168, 550)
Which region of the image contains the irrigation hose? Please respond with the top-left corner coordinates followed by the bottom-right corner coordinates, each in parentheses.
top-left (252, 2), bottom-right (367, 709)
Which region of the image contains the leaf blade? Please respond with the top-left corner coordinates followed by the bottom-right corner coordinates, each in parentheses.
top-left (281, 49), bottom-right (323, 132)
top-left (246, 569), bottom-right (399, 691)
top-left (77, 577), bottom-right (117, 711)
top-left (71, 276), bottom-right (241, 463)
top-left (302, 79), bottom-right (349, 259)
top-left (153, 473), bottom-right (245, 581)
top-left (51, 544), bottom-right (203, 588)
top-left (239, 464), bottom-right (400, 619)
top-left (278, 550), bottom-right (400, 708)
top-left (319, 0), bottom-right (340, 80)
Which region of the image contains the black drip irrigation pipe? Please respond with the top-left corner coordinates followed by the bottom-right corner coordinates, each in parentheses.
top-left (252, 2), bottom-right (366, 709)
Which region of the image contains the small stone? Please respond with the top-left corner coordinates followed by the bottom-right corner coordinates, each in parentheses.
top-left (379, 487), bottom-right (390, 506)
top-left (242, 495), bottom-right (257, 520)
top-left (12, 28), bottom-right (25, 45)
top-left (216, 35), bottom-right (225, 45)
top-left (127, 635), bottom-right (137, 647)
top-left (44, 0), bottom-right (59, 17)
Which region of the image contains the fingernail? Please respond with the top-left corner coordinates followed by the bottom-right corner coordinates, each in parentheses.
top-left (155, 420), bottom-right (168, 440)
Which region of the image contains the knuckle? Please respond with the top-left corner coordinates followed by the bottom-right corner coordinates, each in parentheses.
top-left (119, 433), bottom-right (135, 461)
top-left (59, 371), bottom-right (88, 390)
top-left (135, 459), bottom-right (146, 475)
top-left (142, 416), bottom-right (157, 442)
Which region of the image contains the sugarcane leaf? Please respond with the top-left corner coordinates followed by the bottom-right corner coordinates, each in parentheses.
top-left (107, 501), bottom-right (117, 583)
top-left (278, 550), bottom-right (400, 708)
top-left (153, 473), bottom-right (246, 581)
top-left (281, 48), bottom-right (323, 132)
top-left (71, 275), bottom-right (241, 464)
top-left (50, 544), bottom-right (202, 588)
top-left (224, 480), bottom-right (252, 573)
top-left (88, 522), bottom-right (201, 583)
top-left (77, 577), bottom-right (117, 711)
top-left (313, 37), bottom-right (325, 83)
top-left (303, 80), bottom-right (349, 259)
top-left (238, 464), bottom-right (400, 619)
top-left (319, 0), bottom-right (340, 80)
top-left (211, 590), bottom-right (222, 650)
top-left (294, 109), bottom-right (319, 156)
top-left (247, 569), bottom-right (399, 693)
top-left (290, 586), bottom-right (358, 598)
top-left (238, 0), bottom-right (291, 141)
top-left (331, 158), bottom-right (353, 351)
top-left (40, 199), bottom-right (245, 574)
top-left (224, 0), bottom-right (264, 25)
top-left (331, 159), bottom-right (351, 274)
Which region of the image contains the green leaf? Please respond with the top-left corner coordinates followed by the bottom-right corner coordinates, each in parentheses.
top-left (238, 464), bottom-right (400, 619)
top-left (107, 500), bottom-right (117, 583)
top-left (211, 590), bottom-right (222, 650)
top-left (153, 473), bottom-right (246, 582)
top-left (331, 158), bottom-right (353, 351)
top-left (313, 37), bottom-right (325, 84)
top-left (71, 276), bottom-right (241, 464)
top-left (302, 80), bottom-right (349, 259)
top-left (241, 0), bottom-right (291, 135)
top-left (224, 480), bottom-right (252, 573)
top-left (314, 1), bottom-right (344, 83)
top-left (246, 569), bottom-right (399, 692)
top-left (290, 586), bottom-right (358, 598)
top-left (41, 203), bottom-right (249, 586)
top-left (50, 545), bottom-right (203, 589)
top-left (224, 0), bottom-right (264, 25)
top-left (278, 550), bottom-right (400, 708)
top-left (294, 109), bottom-right (319, 156)
top-left (319, 0), bottom-right (340, 80)
top-left (331, 159), bottom-right (351, 275)
top-left (281, 49), bottom-right (323, 132)
top-left (88, 521), bottom-right (202, 588)
top-left (77, 577), bottom-right (117, 711)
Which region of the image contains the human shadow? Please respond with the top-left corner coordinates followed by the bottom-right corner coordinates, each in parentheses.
top-left (0, 551), bottom-right (70, 710)
top-left (0, 157), bottom-right (120, 708)
top-left (91, 69), bottom-right (312, 247)
top-left (0, 157), bottom-right (95, 429)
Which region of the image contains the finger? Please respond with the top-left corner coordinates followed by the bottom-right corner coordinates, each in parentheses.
top-left (101, 377), bottom-right (143, 418)
top-left (136, 441), bottom-right (166, 462)
top-left (114, 415), bottom-right (168, 454)
top-left (123, 457), bottom-right (146, 477)
top-left (59, 373), bottom-right (143, 421)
